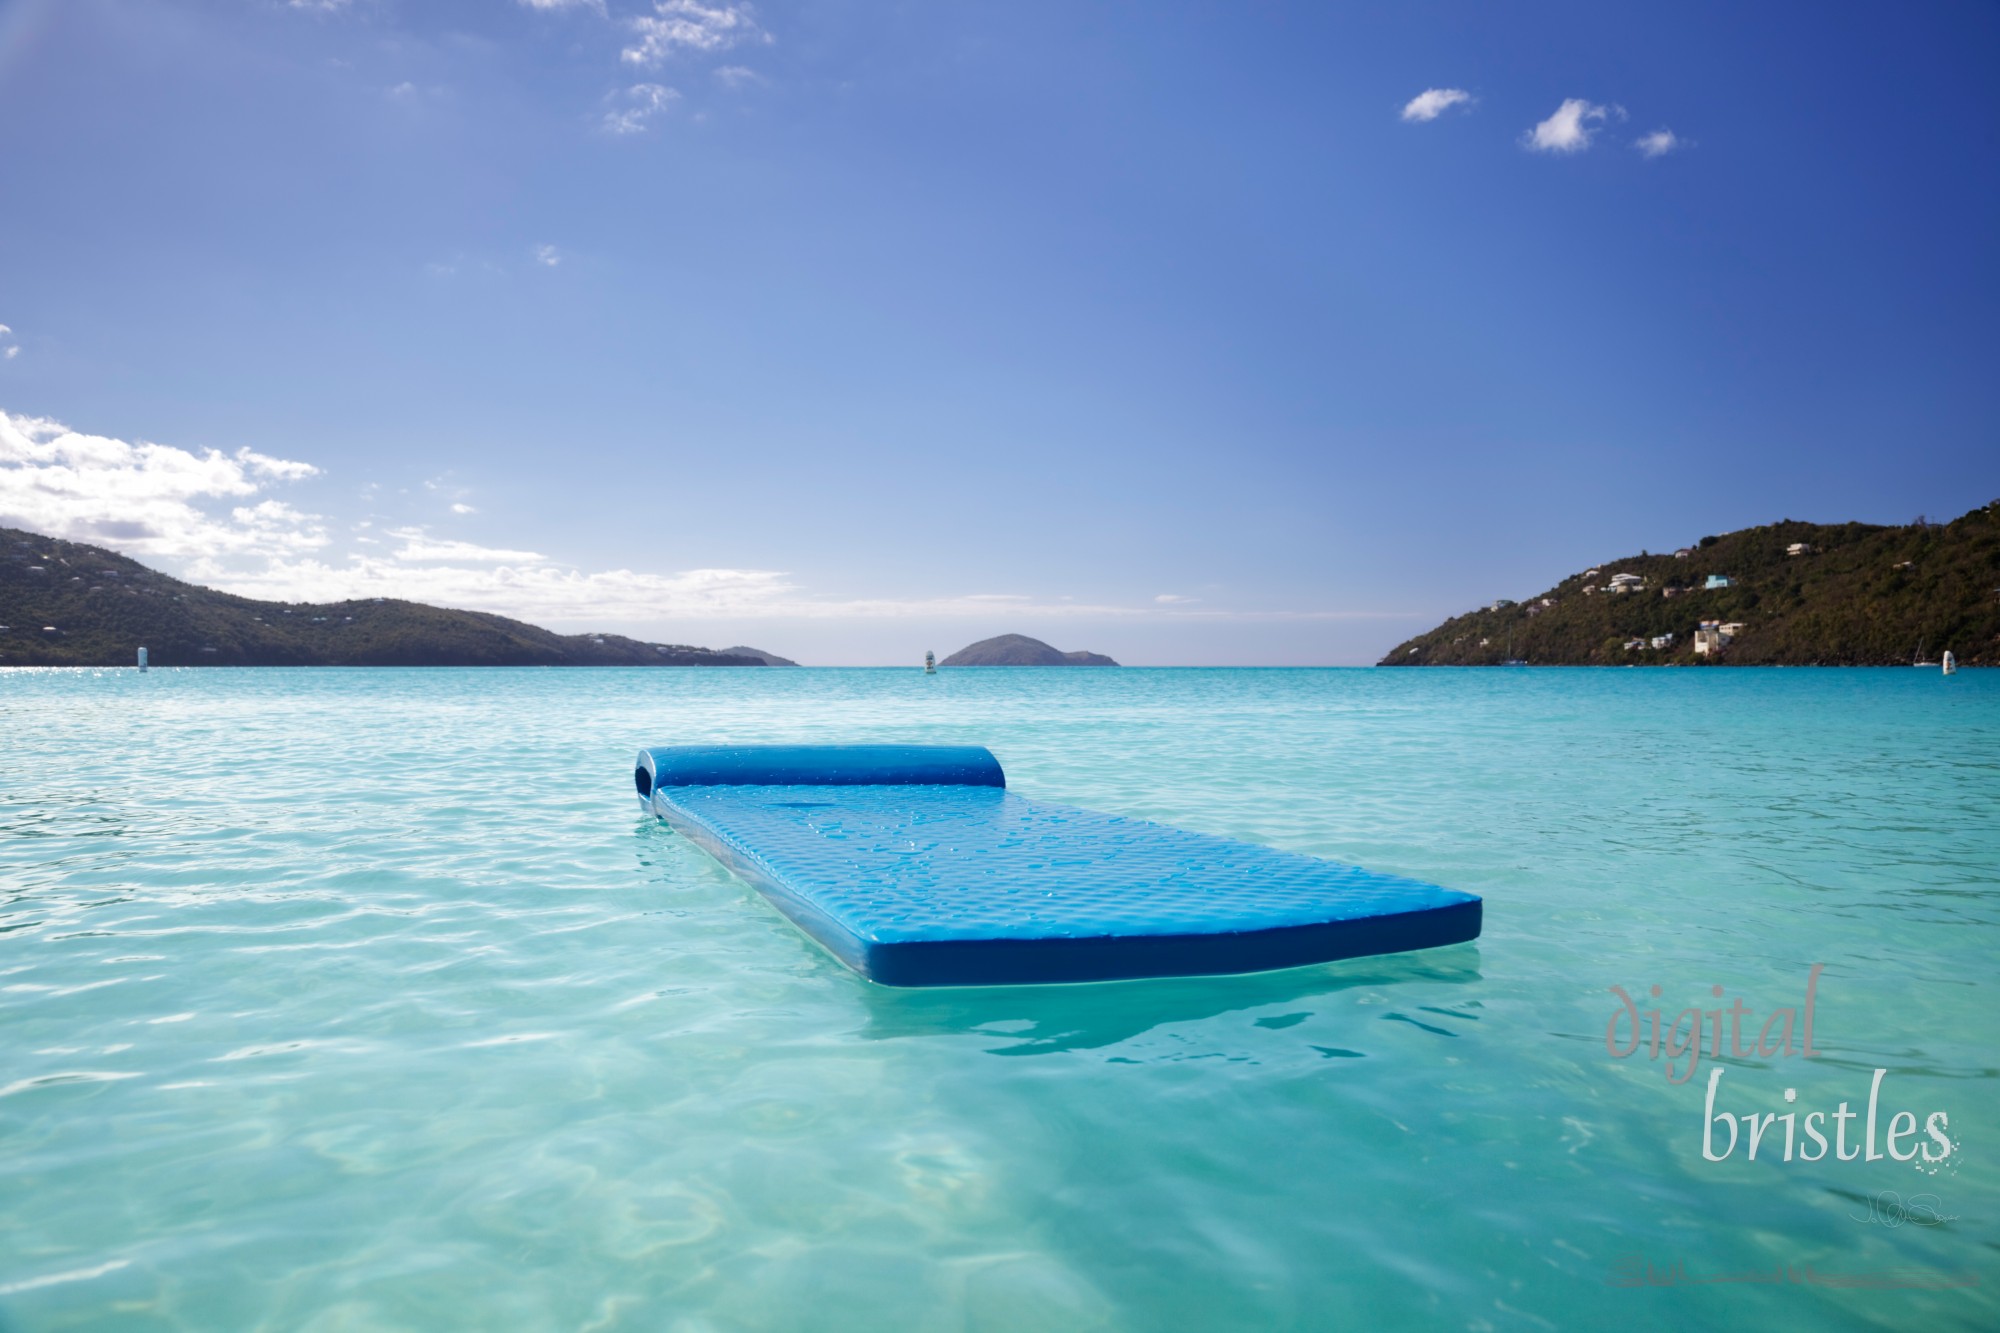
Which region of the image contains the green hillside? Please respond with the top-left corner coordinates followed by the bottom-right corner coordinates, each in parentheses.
top-left (1381, 501), bottom-right (2000, 667)
top-left (0, 527), bottom-right (765, 668)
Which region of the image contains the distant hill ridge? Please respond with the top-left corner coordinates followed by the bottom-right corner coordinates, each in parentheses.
top-left (1381, 501), bottom-right (2000, 666)
top-left (0, 526), bottom-right (772, 667)
top-left (939, 634), bottom-right (1119, 666)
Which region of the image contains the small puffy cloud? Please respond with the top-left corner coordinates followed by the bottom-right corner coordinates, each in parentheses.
top-left (0, 324), bottom-right (16, 361)
top-left (623, 1), bottom-right (769, 68)
top-left (240, 450), bottom-right (319, 481)
top-left (602, 83), bottom-right (680, 134)
top-left (534, 244), bottom-right (562, 267)
top-left (1524, 98), bottom-right (1613, 154)
top-left (450, 502), bottom-right (476, 515)
top-left (0, 408), bottom-right (326, 560)
top-left (518, 0), bottom-right (604, 12)
top-left (713, 65), bottom-right (764, 89)
top-left (1155, 594), bottom-right (1199, 605)
top-left (1637, 128), bottom-right (1684, 158)
top-left (1401, 88), bottom-right (1472, 123)
top-left (287, 0), bottom-right (351, 12)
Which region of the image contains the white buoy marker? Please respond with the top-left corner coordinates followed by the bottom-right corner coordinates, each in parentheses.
top-left (137, 646), bottom-right (148, 672)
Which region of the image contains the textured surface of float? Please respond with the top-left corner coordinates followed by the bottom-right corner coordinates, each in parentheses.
top-left (637, 744), bottom-right (1481, 985)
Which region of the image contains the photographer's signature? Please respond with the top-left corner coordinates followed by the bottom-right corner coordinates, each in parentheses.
top-left (1849, 1190), bottom-right (1956, 1228)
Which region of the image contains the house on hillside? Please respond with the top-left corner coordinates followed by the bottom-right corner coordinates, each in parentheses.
top-left (1673, 548), bottom-right (1692, 559)
top-left (1705, 574), bottom-right (1732, 589)
top-left (1623, 638), bottom-right (1648, 651)
top-left (1693, 620), bottom-right (1745, 657)
top-left (1787, 542), bottom-right (1813, 556)
top-left (1651, 633), bottom-right (1674, 649)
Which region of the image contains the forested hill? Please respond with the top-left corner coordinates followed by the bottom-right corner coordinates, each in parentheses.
top-left (0, 527), bottom-right (766, 667)
top-left (1380, 502), bottom-right (2000, 667)
top-left (938, 634), bottom-right (1120, 666)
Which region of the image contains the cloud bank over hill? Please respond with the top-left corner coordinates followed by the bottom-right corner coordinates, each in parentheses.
top-left (0, 407), bottom-right (1386, 633)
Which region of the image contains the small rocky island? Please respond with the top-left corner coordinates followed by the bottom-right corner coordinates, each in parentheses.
top-left (939, 634), bottom-right (1119, 666)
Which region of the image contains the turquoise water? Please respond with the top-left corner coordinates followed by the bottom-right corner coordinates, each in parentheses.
top-left (3, 666), bottom-right (1995, 1331)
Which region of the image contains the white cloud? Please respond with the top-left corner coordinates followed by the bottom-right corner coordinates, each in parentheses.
top-left (203, 554), bottom-right (1403, 627)
top-left (602, 83), bottom-right (680, 134)
top-left (248, 453), bottom-right (319, 481)
top-left (0, 324), bottom-right (16, 361)
top-left (713, 65), bottom-right (764, 89)
top-left (519, 0), bottom-right (604, 12)
top-left (623, 1), bottom-right (769, 68)
top-left (1401, 88), bottom-right (1472, 123)
top-left (1637, 128), bottom-right (1684, 158)
top-left (1524, 98), bottom-right (1611, 154)
top-left (209, 555), bottom-right (796, 623)
top-left (534, 244), bottom-right (562, 266)
top-left (287, 0), bottom-right (351, 12)
top-left (2, 406), bottom-right (1417, 630)
top-left (3, 348), bottom-right (16, 361)
top-left (0, 408), bottom-right (326, 560)
top-left (386, 528), bottom-right (545, 564)
top-left (450, 502), bottom-right (476, 515)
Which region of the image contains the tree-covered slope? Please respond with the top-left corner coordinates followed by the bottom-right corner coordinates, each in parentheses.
top-left (1380, 501), bottom-right (2000, 667)
top-left (0, 527), bottom-right (765, 667)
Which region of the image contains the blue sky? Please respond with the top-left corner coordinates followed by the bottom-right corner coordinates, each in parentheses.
top-left (1, 0), bottom-right (1995, 664)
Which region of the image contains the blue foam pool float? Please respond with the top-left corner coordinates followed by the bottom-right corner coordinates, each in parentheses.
top-left (634, 744), bottom-right (1481, 987)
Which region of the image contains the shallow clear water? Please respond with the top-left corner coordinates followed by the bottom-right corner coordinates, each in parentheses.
top-left (3, 666), bottom-right (1995, 1331)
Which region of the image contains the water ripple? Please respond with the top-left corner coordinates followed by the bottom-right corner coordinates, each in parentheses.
top-left (1, 666), bottom-right (1994, 1331)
